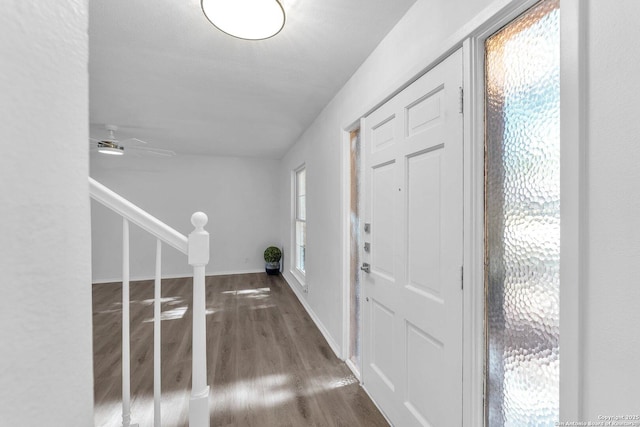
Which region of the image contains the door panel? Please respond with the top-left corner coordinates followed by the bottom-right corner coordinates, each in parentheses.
top-left (406, 86), bottom-right (444, 137)
top-left (407, 148), bottom-right (442, 295)
top-left (371, 161), bottom-right (397, 279)
top-left (370, 299), bottom-right (396, 391)
top-left (405, 321), bottom-right (445, 427)
top-left (362, 49), bottom-right (464, 427)
top-left (371, 114), bottom-right (397, 152)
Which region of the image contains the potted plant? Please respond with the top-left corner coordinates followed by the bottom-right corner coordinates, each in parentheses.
top-left (264, 246), bottom-right (282, 275)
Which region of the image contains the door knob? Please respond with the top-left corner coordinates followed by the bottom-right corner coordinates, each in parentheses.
top-left (360, 263), bottom-right (370, 273)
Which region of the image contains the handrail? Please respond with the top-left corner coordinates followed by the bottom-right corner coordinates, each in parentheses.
top-left (89, 176), bottom-right (210, 427)
top-left (89, 177), bottom-right (188, 254)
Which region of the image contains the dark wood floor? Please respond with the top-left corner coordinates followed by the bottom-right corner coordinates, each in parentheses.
top-left (93, 273), bottom-right (388, 427)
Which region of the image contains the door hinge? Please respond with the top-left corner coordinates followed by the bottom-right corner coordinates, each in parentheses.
top-left (458, 87), bottom-right (464, 114)
top-left (460, 266), bottom-right (464, 290)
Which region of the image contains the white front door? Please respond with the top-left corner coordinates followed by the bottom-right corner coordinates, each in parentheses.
top-left (361, 49), bottom-right (464, 427)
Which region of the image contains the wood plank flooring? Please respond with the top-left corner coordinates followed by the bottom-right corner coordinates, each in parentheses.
top-left (93, 273), bottom-right (388, 427)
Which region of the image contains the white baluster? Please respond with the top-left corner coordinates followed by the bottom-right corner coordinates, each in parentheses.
top-left (154, 239), bottom-right (162, 427)
top-left (122, 218), bottom-right (134, 427)
top-left (188, 212), bottom-right (210, 427)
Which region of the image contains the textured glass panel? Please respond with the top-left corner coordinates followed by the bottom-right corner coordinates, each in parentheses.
top-left (485, 1), bottom-right (560, 426)
top-left (295, 166), bottom-right (306, 274)
top-left (296, 220), bottom-right (306, 273)
top-left (296, 168), bottom-right (306, 220)
top-left (349, 129), bottom-right (362, 366)
top-left (297, 195), bottom-right (306, 220)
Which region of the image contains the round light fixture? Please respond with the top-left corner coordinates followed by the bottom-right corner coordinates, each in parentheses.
top-left (201, 0), bottom-right (285, 40)
top-left (97, 141), bottom-right (124, 156)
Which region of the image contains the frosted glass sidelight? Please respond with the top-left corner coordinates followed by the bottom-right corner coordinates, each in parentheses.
top-left (485, 0), bottom-right (560, 425)
top-left (349, 129), bottom-right (362, 367)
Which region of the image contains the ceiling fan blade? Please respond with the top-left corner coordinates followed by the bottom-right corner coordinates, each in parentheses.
top-left (119, 137), bottom-right (148, 146)
top-left (127, 146), bottom-right (176, 157)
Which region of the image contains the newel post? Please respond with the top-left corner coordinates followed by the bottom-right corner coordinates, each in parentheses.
top-left (188, 212), bottom-right (210, 427)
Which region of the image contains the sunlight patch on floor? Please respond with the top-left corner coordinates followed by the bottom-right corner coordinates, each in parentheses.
top-left (94, 307), bottom-right (121, 314)
top-left (139, 296), bottom-right (183, 306)
top-left (94, 389), bottom-right (194, 427)
top-left (142, 306), bottom-right (188, 323)
top-left (248, 303), bottom-right (276, 311)
top-left (94, 372), bottom-right (360, 426)
top-left (221, 287), bottom-right (270, 296)
top-left (305, 373), bottom-right (359, 395)
top-left (212, 373), bottom-right (293, 412)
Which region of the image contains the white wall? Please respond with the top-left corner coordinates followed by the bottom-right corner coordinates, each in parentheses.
top-left (91, 154), bottom-right (280, 282)
top-left (279, 0), bottom-right (495, 357)
top-left (581, 0), bottom-right (640, 417)
top-left (0, 2), bottom-right (94, 427)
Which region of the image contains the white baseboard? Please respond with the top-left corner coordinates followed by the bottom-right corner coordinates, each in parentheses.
top-left (281, 274), bottom-right (342, 359)
top-left (92, 268), bottom-right (264, 284)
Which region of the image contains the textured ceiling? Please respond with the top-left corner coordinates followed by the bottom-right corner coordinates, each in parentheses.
top-left (89, 0), bottom-right (416, 159)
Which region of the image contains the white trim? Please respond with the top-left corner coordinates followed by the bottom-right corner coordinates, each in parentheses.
top-left (340, 121), bottom-right (364, 364)
top-left (292, 164), bottom-right (307, 282)
top-left (288, 168), bottom-right (299, 287)
top-left (559, 0), bottom-right (586, 420)
top-left (355, 118), bottom-right (366, 380)
top-left (281, 273), bottom-right (341, 357)
top-left (340, 128), bottom-right (352, 361)
top-left (462, 36), bottom-right (487, 427)
top-left (285, 268), bottom-right (307, 293)
top-left (463, 1), bottom-right (578, 425)
top-left (91, 269), bottom-right (264, 285)
top-left (465, 4), bottom-right (538, 426)
top-left (89, 177), bottom-right (188, 255)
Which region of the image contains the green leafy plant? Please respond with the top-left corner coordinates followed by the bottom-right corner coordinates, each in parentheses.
top-left (264, 246), bottom-right (282, 263)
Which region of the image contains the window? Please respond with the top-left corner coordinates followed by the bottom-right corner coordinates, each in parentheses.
top-left (294, 166), bottom-right (306, 275)
top-left (485, 0), bottom-right (560, 424)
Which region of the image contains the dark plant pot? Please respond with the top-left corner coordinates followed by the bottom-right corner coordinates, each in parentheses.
top-left (265, 261), bottom-right (280, 275)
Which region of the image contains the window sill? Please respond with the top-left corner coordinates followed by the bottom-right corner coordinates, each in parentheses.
top-left (289, 269), bottom-right (307, 293)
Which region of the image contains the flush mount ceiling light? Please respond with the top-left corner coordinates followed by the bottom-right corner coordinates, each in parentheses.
top-left (201, 0), bottom-right (285, 40)
top-left (97, 141), bottom-right (124, 156)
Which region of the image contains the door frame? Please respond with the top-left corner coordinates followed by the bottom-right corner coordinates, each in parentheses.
top-left (341, 119), bottom-right (365, 379)
top-left (340, 0), bottom-right (585, 424)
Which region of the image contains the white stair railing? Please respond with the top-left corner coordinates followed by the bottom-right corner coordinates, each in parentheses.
top-left (89, 177), bottom-right (210, 427)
